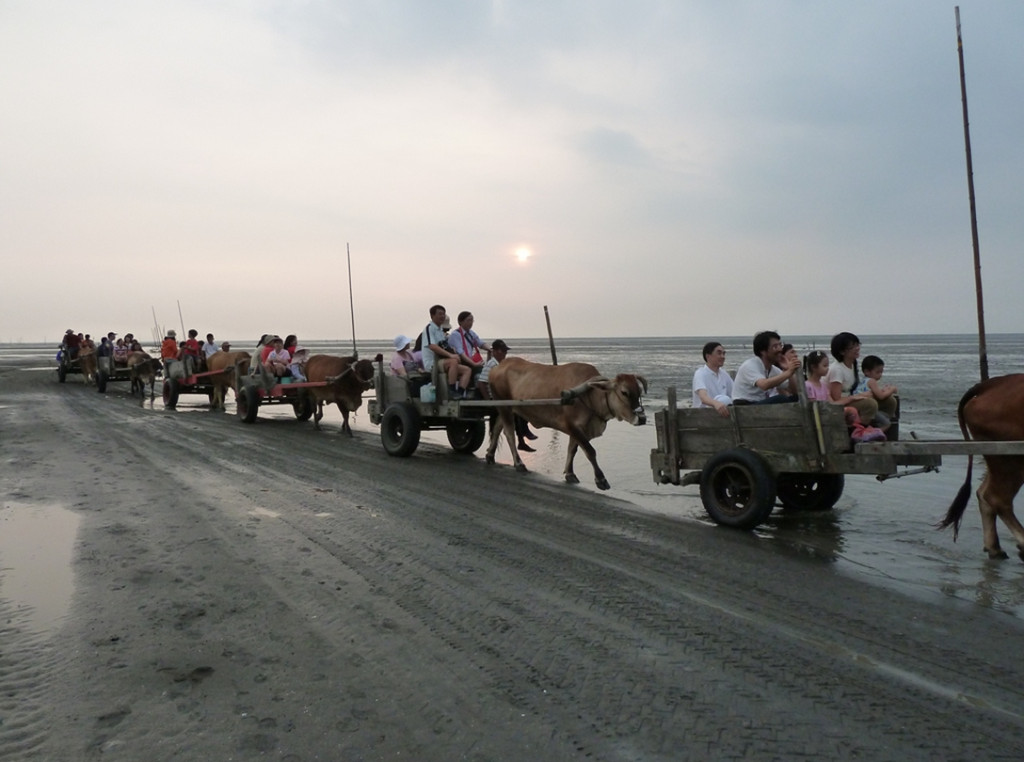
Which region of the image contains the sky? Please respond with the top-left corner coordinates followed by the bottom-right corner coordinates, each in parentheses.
top-left (2, 0), bottom-right (1022, 343)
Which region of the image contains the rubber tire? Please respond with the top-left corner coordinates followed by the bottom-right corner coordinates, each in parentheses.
top-left (58, 365), bottom-right (67, 383)
top-left (237, 385), bottom-right (260, 424)
top-left (96, 371), bottom-right (108, 393)
top-left (446, 419), bottom-right (486, 454)
top-left (699, 448), bottom-right (776, 530)
top-left (381, 403), bottom-right (421, 457)
top-left (163, 378), bottom-right (180, 409)
top-left (293, 392), bottom-right (314, 421)
top-left (776, 473), bottom-right (845, 512)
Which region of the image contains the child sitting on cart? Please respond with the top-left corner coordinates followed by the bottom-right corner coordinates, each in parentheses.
top-left (288, 346), bottom-right (310, 382)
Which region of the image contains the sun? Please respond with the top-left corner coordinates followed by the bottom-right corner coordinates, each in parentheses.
top-left (515, 247), bottom-right (532, 263)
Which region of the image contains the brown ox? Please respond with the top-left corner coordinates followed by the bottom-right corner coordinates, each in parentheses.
top-left (304, 355), bottom-right (375, 435)
top-left (127, 351), bottom-right (161, 398)
top-left (484, 358), bottom-right (648, 490)
top-left (78, 347), bottom-right (97, 385)
top-left (205, 351), bottom-right (252, 409)
top-left (939, 374), bottom-right (1024, 560)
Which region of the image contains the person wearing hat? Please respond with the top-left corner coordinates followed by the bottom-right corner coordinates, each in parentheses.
top-left (63, 329), bottom-right (81, 359)
top-left (161, 330), bottom-right (179, 370)
top-left (220, 341), bottom-right (232, 352)
top-left (288, 345), bottom-right (310, 382)
top-left (474, 340), bottom-right (538, 451)
top-left (390, 334), bottom-right (423, 377)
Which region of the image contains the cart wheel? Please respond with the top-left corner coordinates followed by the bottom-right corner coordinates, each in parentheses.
top-left (776, 473), bottom-right (845, 512)
top-left (58, 365), bottom-right (67, 383)
top-left (163, 378), bottom-right (180, 409)
top-left (96, 371), bottom-right (108, 393)
top-left (237, 385), bottom-right (260, 423)
top-left (699, 448), bottom-right (776, 530)
top-left (293, 391), bottom-right (314, 421)
top-left (381, 403), bottom-right (421, 457)
top-left (446, 420), bottom-right (486, 454)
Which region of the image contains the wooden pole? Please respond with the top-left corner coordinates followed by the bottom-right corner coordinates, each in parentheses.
top-left (956, 7), bottom-right (989, 381)
top-left (347, 243), bottom-right (358, 358)
top-left (543, 305), bottom-right (558, 365)
top-left (177, 300), bottom-right (186, 340)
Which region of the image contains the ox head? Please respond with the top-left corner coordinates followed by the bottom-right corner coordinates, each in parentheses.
top-left (592, 374), bottom-right (648, 425)
top-left (353, 358), bottom-right (375, 389)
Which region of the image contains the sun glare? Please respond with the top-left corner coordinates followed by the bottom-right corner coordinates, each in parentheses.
top-left (515, 247), bottom-right (532, 263)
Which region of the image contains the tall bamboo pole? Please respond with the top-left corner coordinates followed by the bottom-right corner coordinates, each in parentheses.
top-left (543, 306), bottom-right (558, 365)
top-left (956, 7), bottom-right (989, 381)
top-left (347, 243), bottom-right (358, 358)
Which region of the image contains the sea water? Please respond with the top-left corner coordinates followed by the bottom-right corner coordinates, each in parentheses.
top-left (5, 334), bottom-right (1024, 616)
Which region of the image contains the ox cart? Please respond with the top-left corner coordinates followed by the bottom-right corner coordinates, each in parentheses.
top-left (163, 366), bottom-right (232, 409)
top-left (233, 375), bottom-right (315, 423)
top-left (56, 347), bottom-right (84, 384)
top-left (367, 358), bottom-right (570, 457)
top-left (649, 387), bottom-right (1024, 530)
top-left (95, 355), bottom-right (137, 393)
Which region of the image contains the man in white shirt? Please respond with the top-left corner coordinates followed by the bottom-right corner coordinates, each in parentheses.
top-left (692, 341), bottom-right (733, 417)
top-left (203, 333), bottom-right (219, 359)
top-left (732, 331), bottom-right (800, 405)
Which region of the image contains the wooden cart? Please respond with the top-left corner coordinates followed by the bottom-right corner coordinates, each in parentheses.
top-left (648, 387), bottom-right (961, 530)
top-left (367, 357), bottom-right (570, 457)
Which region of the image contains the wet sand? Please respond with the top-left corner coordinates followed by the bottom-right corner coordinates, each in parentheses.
top-left (3, 363), bottom-right (1024, 761)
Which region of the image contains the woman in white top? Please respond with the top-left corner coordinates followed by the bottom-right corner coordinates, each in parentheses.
top-left (826, 332), bottom-right (878, 426)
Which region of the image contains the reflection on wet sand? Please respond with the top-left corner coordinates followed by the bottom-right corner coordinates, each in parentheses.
top-left (0, 502), bottom-right (81, 636)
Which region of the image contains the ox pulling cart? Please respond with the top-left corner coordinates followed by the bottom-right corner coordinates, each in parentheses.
top-left (649, 387), bottom-right (1024, 530)
top-left (367, 357), bottom-right (572, 457)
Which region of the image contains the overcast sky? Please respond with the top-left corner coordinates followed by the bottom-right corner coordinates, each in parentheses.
top-left (2, 1), bottom-right (1022, 343)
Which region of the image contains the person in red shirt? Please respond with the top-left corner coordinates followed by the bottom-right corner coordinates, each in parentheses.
top-left (181, 329), bottom-right (202, 376)
top-left (160, 330), bottom-right (179, 371)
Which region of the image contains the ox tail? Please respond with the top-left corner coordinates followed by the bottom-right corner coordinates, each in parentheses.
top-left (935, 382), bottom-right (983, 540)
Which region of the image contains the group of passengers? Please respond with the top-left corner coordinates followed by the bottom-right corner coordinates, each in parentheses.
top-left (253, 333), bottom-right (309, 382)
top-left (160, 329), bottom-right (233, 376)
top-left (692, 330), bottom-right (899, 437)
top-left (60, 329), bottom-right (146, 365)
top-left (389, 305), bottom-right (537, 451)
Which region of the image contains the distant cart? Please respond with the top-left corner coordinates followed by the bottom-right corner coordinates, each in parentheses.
top-left (649, 387), bottom-right (1024, 530)
top-left (233, 374), bottom-right (316, 424)
top-left (56, 348), bottom-right (83, 384)
top-left (95, 355), bottom-right (134, 393)
top-left (162, 367), bottom-right (230, 409)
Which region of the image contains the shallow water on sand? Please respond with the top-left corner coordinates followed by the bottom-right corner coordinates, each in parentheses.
top-left (0, 502), bottom-right (81, 636)
top-left (6, 334), bottom-right (1024, 617)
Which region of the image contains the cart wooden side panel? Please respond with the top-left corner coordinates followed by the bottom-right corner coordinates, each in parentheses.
top-left (652, 401), bottom-right (849, 484)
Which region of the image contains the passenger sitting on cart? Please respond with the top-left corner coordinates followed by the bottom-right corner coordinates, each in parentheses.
top-left (288, 346), bottom-right (310, 382)
top-left (265, 336), bottom-right (291, 377)
top-left (181, 329), bottom-right (204, 376)
top-left (160, 330), bottom-right (178, 370)
top-left (732, 331), bottom-right (800, 405)
top-left (448, 311), bottom-right (490, 381)
top-left (390, 335), bottom-right (424, 377)
top-left (96, 335), bottom-right (113, 360)
top-left (112, 338), bottom-right (129, 366)
top-left (63, 329), bottom-right (81, 359)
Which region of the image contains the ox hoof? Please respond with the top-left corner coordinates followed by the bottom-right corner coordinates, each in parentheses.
top-left (485, 454), bottom-right (495, 464)
top-left (595, 478), bottom-right (610, 491)
top-left (515, 463), bottom-right (528, 473)
top-left (564, 473), bottom-right (580, 485)
top-left (984, 547), bottom-right (1010, 560)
